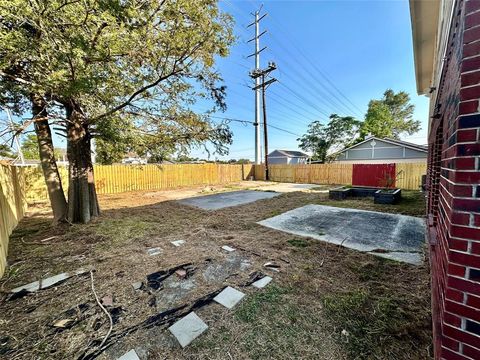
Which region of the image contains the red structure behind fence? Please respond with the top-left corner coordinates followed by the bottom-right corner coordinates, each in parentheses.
top-left (352, 163), bottom-right (396, 188)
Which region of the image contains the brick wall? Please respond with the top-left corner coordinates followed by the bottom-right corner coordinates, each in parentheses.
top-left (427, 1), bottom-right (480, 359)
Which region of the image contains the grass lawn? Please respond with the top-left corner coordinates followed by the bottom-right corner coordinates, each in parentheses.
top-left (0, 184), bottom-right (431, 359)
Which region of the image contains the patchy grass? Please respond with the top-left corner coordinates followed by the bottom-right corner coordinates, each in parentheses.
top-left (322, 287), bottom-right (428, 360)
top-left (1, 183), bottom-right (431, 359)
top-left (323, 290), bottom-right (401, 358)
top-left (191, 285), bottom-right (344, 359)
top-left (235, 285), bottom-right (289, 322)
top-left (287, 238), bottom-right (311, 248)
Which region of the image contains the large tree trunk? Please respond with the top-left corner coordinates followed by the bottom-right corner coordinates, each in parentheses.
top-left (65, 102), bottom-right (100, 223)
top-left (31, 94), bottom-right (68, 224)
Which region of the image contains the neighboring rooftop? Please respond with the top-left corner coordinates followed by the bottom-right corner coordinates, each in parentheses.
top-left (270, 150), bottom-right (310, 158)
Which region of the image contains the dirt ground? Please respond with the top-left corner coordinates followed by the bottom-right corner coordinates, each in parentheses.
top-left (0, 182), bottom-right (432, 360)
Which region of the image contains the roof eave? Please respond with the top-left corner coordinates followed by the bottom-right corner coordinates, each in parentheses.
top-left (409, 0), bottom-right (440, 95)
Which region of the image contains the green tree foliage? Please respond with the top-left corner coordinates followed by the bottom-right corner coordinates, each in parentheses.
top-left (20, 133), bottom-right (64, 161)
top-left (94, 139), bottom-right (125, 165)
top-left (21, 134), bottom-right (39, 160)
top-left (1, 0), bottom-right (235, 223)
top-left (0, 143), bottom-right (14, 157)
top-left (359, 89), bottom-right (420, 140)
top-left (298, 114), bottom-right (360, 163)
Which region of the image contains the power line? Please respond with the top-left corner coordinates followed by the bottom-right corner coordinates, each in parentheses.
top-left (240, 1), bottom-right (362, 117)
top-left (210, 115), bottom-right (301, 137)
top-left (226, 84), bottom-right (314, 128)
top-left (223, 2), bottom-right (350, 122)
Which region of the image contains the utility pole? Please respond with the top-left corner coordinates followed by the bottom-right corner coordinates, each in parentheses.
top-left (250, 62), bottom-right (277, 181)
top-left (248, 9), bottom-right (267, 165)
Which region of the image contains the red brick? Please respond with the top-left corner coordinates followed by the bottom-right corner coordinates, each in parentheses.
top-left (447, 288), bottom-right (465, 303)
top-left (475, 215), bottom-right (480, 227)
top-left (451, 212), bottom-right (471, 226)
top-left (441, 346), bottom-right (468, 360)
top-left (466, 0), bottom-right (480, 15)
top-left (443, 335), bottom-right (460, 352)
top-left (450, 250), bottom-right (480, 268)
top-left (460, 84), bottom-right (480, 101)
top-left (467, 294), bottom-right (480, 308)
top-left (457, 129), bottom-right (478, 142)
top-left (446, 300), bottom-right (480, 323)
top-left (456, 143), bottom-right (480, 156)
top-left (463, 343), bottom-right (480, 359)
top-left (445, 311), bottom-right (463, 328)
top-left (464, 25), bottom-right (480, 44)
top-left (451, 226), bottom-right (480, 241)
top-left (466, 11), bottom-right (480, 29)
top-left (472, 241), bottom-right (480, 255)
top-left (462, 69), bottom-right (480, 87)
top-left (451, 184), bottom-right (474, 197)
top-left (443, 324), bottom-right (480, 349)
top-left (464, 41), bottom-right (480, 58)
top-left (451, 171), bottom-right (480, 183)
top-left (448, 275), bottom-right (480, 294)
top-left (454, 157), bottom-right (476, 170)
top-left (452, 198), bottom-right (480, 212)
top-left (450, 239), bottom-right (470, 252)
top-left (448, 262), bottom-right (467, 276)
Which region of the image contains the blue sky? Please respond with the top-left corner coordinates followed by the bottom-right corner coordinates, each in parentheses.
top-left (192, 0), bottom-right (430, 160)
top-left (3, 0), bottom-right (429, 162)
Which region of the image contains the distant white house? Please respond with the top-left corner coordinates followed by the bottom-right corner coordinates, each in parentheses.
top-left (334, 136), bottom-right (428, 164)
top-left (121, 152), bottom-right (148, 165)
top-left (267, 150), bottom-right (310, 165)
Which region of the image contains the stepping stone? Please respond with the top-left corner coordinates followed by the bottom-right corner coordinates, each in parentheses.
top-left (171, 240), bottom-right (185, 247)
top-left (214, 286), bottom-right (245, 309)
top-left (132, 281), bottom-right (143, 290)
top-left (252, 276), bottom-right (272, 289)
top-left (11, 268), bottom-right (88, 294)
top-left (221, 245), bottom-right (235, 252)
top-left (169, 312), bottom-right (208, 348)
top-left (117, 349), bottom-right (140, 360)
top-left (147, 247), bottom-right (162, 256)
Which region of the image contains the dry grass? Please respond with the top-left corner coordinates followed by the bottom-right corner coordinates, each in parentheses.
top-left (0, 183), bottom-right (431, 359)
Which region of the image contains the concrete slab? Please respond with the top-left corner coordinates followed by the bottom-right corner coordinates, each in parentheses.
top-left (370, 251), bottom-right (423, 265)
top-left (202, 254), bottom-right (251, 283)
top-left (214, 286), bottom-right (245, 309)
top-left (147, 247), bottom-right (162, 256)
top-left (252, 276), bottom-right (272, 288)
top-left (221, 245), bottom-right (235, 252)
top-left (171, 240), bottom-right (185, 247)
top-left (168, 312), bottom-right (208, 348)
top-left (11, 268), bottom-right (88, 294)
top-left (258, 204), bottom-right (425, 265)
top-left (117, 349), bottom-right (140, 360)
top-left (178, 190), bottom-right (279, 210)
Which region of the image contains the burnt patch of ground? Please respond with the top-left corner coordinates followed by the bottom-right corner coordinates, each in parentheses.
top-left (0, 185), bottom-right (431, 359)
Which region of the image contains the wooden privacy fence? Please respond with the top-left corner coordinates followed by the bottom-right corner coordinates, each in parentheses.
top-left (254, 163), bottom-right (354, 185)
top-left (94, 163), bottom-right (253, 194)
top-left (0, 164), bottom-right (27, 277)
top-left (26, 163), bottom-right (254, 201)
top-left (253, 162), bottom-right (427, 190)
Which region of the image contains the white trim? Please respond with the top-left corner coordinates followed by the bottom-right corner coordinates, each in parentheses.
top-left (268, 156), bottom-right (308, 159)
top-left (334, 158), bottom-right (427, 164)
top-left (335, 136), bottom-right (428, 154)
